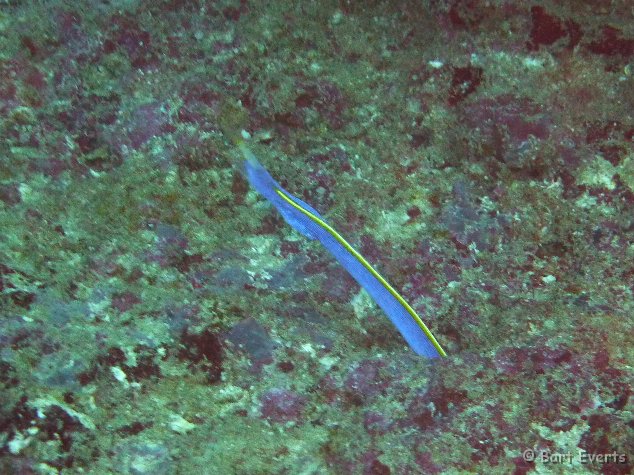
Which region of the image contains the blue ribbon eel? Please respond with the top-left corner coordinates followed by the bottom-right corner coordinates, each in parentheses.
top-left (238, 140), bottom-right (446, 358)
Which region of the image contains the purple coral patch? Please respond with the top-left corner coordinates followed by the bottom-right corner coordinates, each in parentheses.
top-left (225, 318), bottom-right (274, 366)
top-left (344, 359), bottom-right (390, 403)
top-left (260, 388), bottom-right (306, 423)
top-left (127, 103), bottom-right (172, 149)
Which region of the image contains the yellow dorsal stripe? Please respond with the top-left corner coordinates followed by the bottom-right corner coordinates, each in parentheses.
top-left (274, 188), bottom-right (447, 357)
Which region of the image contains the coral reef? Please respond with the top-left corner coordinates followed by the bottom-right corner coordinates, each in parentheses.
top-left (0, 0), bottom-right (632, 473)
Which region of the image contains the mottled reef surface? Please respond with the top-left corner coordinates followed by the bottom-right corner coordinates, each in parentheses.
top-left (0, 1), bottom-right (633, 474)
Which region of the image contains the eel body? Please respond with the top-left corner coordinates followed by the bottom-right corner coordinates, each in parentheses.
top-left (240, 142), bottom-right (446, 358)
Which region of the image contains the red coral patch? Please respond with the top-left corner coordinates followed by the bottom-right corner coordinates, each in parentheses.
top-left (447, 65), bottom-right (483, 106)
top-left (586, 26), bottom-right (634, 57)
top-left (528, 6), bottom-right (566, 49)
